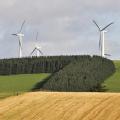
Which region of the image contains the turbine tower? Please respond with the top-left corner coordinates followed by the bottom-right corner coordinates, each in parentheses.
top-left (30, 32), bottom-right (43, 57)
top-left (12, 20), bottom-right (25, 58)
top-left (93, 20), bottom-right (113, 57)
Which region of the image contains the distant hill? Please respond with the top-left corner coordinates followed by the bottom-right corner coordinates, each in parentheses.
top-left (0, 92), bottom-right (120, 120)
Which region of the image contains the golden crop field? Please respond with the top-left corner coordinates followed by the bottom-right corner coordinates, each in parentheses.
top-left (0, 92), bottom-right (120, 120)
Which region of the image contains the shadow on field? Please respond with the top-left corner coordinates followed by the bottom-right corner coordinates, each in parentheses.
top-left (31, 74), bottom-right (54, 91)
top-left (94, 85), bottom-right (109, 92)
top-left (99, 85), bottom-right (109, 92)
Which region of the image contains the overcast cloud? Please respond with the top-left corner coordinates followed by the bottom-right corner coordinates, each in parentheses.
top-left (0, 0), bottom-right (120, 59)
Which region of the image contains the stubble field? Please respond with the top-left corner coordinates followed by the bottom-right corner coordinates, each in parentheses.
top-left (0, 92), bottom-right (120, 120)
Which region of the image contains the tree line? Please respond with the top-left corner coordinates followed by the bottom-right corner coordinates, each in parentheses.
top-left (0, 55), bottom-right (88, 75)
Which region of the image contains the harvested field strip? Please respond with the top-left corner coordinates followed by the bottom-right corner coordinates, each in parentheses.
top-left (0, 92), bottom-right (120, 120)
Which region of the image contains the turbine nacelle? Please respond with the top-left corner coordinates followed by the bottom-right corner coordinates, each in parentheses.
top-left (12, 33), bottom-right (24, 37)
top-left (35, 44), bottom-right (41, 49)
top-left (17, 33), bottom-right (24, 37)
top-left (102, 30), bottom-right (107, 33)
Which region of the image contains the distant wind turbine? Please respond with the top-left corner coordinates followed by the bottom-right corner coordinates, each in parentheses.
top-left (93, 20), bottom-right (113, 57)
top-left (12, 20), bottom-right (25, 58)
top-left (30, 32), bottom-right (43, 57)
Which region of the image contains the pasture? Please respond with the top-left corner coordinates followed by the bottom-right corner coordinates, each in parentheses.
top-left (0, 73), bottom-right (50, 99)
top-left (103, 61), bottom-right (120, 92)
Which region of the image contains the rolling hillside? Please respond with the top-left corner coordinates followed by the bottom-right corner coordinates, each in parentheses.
top-left (0, 92), bottom-right (120, 120)
top-left (103, 61), bottom-right (120, 92)
top-left (0, 56), bottom-right (115, 93)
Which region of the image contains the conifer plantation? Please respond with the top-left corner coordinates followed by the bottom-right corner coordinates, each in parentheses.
top-left (31, 55), bottom-right (115, 92)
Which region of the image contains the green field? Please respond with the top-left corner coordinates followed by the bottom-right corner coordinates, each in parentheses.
top-left (103, 61), bottom-right (120, 92)
top-left (0, 73), bottom-right (50, 99)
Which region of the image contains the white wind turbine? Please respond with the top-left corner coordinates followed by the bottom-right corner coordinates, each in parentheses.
top-left (12, 20), bottom-right (25, 58)
top-left (93, 20), bottom-right (114, 57)
top-left (30, 32), bottom-right (43, 57)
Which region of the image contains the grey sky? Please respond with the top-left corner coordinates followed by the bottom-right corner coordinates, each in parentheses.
top-left (0, 0), bottom-right (120, 59)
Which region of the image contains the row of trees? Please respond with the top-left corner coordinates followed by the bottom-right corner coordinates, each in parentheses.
top-left (0, 55), bottom-right (88, 75)
top-left (33, 56), bottom-right (115, 92)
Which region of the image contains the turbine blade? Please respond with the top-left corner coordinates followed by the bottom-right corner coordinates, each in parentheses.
top-left (104, 54), bottom-right (111, 56)
top-left (99, 33), bottom-right (101, 50)
top-left (19, 40), bottom-right (22, 48)
top-left (99, 33), bottom-right (102, 54)
top-left (19, 20), bottom-right (25, 33)
top-left (30, 48), bottom-right (36, 55)
top-left (38, 49), bottom-right (43, 55)
top-left (12, 34), bottom-right (17, 36)
top-left (99, 33), bottom-right (103, 56)
top-left (101, 22), bottom-right (114, 31)
top-left (36, 32), bottom-right (38, 41)
top-left (93, 20), bottom-right (101, 31)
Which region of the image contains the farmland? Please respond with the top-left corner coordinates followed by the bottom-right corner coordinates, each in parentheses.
top-left (0, 73), bottom-right (50, 99)
top-left (103, 61), bottom-right (120, 92)
top-left (0, 57), bottom-right (119, 100)
top-left (0, 92), bottom-right (120, 120)
top-left (0, 60), bottom-right (120, 120)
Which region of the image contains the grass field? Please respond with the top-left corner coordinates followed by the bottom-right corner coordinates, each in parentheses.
top-left (0, 92), bottom-right (120, 120)
top-left (0, 73), bottom-right (50, 99)
top-left (103, 61), bottom-right (120, 92)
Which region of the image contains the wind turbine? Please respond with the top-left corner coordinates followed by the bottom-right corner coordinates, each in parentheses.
top-left (12, 20), bottom-right (25, 58)
top-left (30, 32), bottom-right (43, 57)
top-left (93, 20), bottom-right (113, 57)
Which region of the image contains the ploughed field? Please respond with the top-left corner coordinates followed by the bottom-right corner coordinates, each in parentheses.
top-left (0, 92), bottom-right (120, 120)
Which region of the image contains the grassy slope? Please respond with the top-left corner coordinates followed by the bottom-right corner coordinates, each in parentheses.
top-left (103, 61), bottom-right (120, 92)
top-left (0, 92), bottom-right (120, 120)
top-left (0, 73), bottom-right (50, 99)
